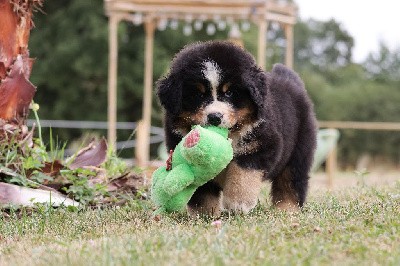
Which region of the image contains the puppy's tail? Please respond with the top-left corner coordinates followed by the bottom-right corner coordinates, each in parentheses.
top-left (270, 63), bottom-right (305, 93)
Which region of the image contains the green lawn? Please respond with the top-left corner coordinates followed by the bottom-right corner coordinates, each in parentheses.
top-left (1, 183), bottom-right (399, 266)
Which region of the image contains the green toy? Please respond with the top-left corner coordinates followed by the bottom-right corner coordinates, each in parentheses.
top-left (151, 125), bottom-right (233, 213)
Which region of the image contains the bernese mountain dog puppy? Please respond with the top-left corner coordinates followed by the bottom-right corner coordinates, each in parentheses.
top-left (157, 41), bottom-right (317, 215)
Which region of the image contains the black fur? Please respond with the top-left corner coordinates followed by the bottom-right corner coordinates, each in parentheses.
top-left (157, 41), bottom-right (317, 208)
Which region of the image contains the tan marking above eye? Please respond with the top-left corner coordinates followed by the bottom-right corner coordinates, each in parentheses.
top-left (221, 82), bottom-right (231, 93)
top-left (196, 83), bottom-right (206, 94)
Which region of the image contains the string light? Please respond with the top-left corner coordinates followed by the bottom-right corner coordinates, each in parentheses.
top-left (206, 23), bottom-right (216, 35)
top-left (241, 21), bottom-right (251, 31)
top-left (194, 20), bottom-right (203, 31)
top-left (183, 23), bottom-right (193, 36)
top-left (157, 17), bottom-right (168, 31)
top-left (217, 20), bottom-right (227, 31)
top-left (132, 12), bottom-right (143, 25)
top-left (150, 12), bottom-right (253, 37)
top-left (170, 19), bottom-right (179, 30)
top-left (229, 23), bottom-right (241, 39)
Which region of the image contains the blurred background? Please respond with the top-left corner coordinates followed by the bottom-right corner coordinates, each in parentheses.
top-left (28, 0), bottom-right (400, 172)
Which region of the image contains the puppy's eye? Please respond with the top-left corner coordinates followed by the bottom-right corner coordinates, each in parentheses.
top-left (224, 90), bottom-right (233, 97)
top-left (196, 83), bottom-right (206, 94)
top-left (197, 91), bottom-right (205, 98)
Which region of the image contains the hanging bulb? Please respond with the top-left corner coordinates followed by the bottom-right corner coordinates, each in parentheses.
top-left (271, 22), bottom-right (280, 31)
top-left (229, 23), bottom-right (241, 39)
top-left (194, 20), bottom-right (203, 31)
top-left (217, 20), bottom-right (227, 31)
top-left (170, 19), bottom-right (179, 30)
top-left (206, 23), bottom-right (216, 35)
top-left (157, 18), bottom-right (168, 31)
top-left (241, 21), bottom-right (251, 32)
top-left (132, 13), bottom-right (143, 26)
top-left (183, 24), bottom-right (192, 36)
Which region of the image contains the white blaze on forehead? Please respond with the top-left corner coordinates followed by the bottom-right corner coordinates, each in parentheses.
top-left (202, 60), bottom-right (221, 99)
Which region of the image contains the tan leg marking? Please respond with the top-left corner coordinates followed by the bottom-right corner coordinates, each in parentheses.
top-left (271, 168), bottom-right (300, 212)
top-left (221, 162), bottom-right (264, 214)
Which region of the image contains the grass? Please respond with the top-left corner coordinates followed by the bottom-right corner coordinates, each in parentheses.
top-left (1, 183), bottom-right (399, 266)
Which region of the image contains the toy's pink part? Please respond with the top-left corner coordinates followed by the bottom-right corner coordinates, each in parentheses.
top-left (184, 129), bottom-right (200, 148)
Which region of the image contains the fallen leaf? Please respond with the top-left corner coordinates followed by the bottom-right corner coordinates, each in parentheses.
top-left (0, 182), bottom-right (78, 207)
top-left (69, 138), bottom-right (108, 170)
top-left (41, 160), bottom-right (64, 177)
top-left (107, 172), bottom-right (144, 194)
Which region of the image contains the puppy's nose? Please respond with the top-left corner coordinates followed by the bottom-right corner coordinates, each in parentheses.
top-left (207, 112), bottom-right (223, 126)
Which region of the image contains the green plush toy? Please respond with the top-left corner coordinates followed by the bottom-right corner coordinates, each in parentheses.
top-left (151, 125), bottom-right (233, 213)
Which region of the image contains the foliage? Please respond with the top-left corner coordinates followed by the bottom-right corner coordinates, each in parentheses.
top-left (363, 42), bottom-right (400, 82)
top-left (0, 110), bottom-right (135, 205)
top-left (294, 18), bottom-right (354, 69)
top-left (61, 167), bottom-right (108, 205)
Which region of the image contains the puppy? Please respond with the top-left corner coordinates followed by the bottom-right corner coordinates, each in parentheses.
top-left (157, 41), bottom-right (317, 215)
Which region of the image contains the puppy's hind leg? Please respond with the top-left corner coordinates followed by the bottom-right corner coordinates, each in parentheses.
top-left (271, 167), bottom-right (305, 212)
top-left (271, 134), bottom-right (316, 211)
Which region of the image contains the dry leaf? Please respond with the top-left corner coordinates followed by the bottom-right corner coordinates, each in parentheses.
top-left (0, 182), bottom-right (78, 207)
top-left (69, 139), bottom-right (108, 170)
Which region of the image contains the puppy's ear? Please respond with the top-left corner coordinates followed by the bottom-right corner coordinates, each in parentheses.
top-left (156, 75), bottom-right (182, 115)
top-left (244, 69), bottom-right (268, 109)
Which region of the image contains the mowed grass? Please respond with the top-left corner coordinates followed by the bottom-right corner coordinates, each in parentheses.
top-left (1, 182), bottom-right (399, 266)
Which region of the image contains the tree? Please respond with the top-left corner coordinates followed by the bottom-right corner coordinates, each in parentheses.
top-left (363, 42), bottom-right (400, 82)
top-left (294, 18), bottom-right (354, 69)
top-left (0, 0), bottom-right (41, 123)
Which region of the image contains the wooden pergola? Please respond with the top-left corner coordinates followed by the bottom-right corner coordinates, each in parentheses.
top-left (104, 0), bottom-right (297, 166)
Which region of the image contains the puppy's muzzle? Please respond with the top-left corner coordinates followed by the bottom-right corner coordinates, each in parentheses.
top-left (207, 112), bottom-right (223, 126)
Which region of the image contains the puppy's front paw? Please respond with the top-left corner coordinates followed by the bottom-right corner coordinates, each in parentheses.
top-left (220, 162), bottom-right (264, 214)
top-left (222, 194), bottom-right (258, 214)
top-left (275, 199), bottom-right (300, 212)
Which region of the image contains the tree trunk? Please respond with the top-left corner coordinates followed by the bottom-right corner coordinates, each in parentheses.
top-left (0, 0), bottom-right (41, 124)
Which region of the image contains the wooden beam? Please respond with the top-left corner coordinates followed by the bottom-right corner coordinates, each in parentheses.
top-left (107, 15), bottom-right (120, 148)
top-left (318, 121), bottom-right (400, 131)
top-left (284, 24), bottom-right (293, 69)
top-left (104, 0), bottom-right (298, 24)
top-left (266, 12), bottom-right (296, 25)
top-left (136, 18), bottom-right (155, 166)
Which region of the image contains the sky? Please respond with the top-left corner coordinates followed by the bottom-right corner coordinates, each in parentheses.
top-left (295, 0), bottom-right (400, 63)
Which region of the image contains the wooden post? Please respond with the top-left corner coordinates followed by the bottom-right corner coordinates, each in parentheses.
top-left (284, 24), bottom-right (294, 69)
top-left (135, 120), bottom-right (145, 165)
top-left (326, 144), bottom-right (337, 189)
top-left (107, 15), bottom-right (119, 148)
top-left (257, 19), bottom-right (268, 70)
top-left (136, 18), bottom-right (155, 167)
